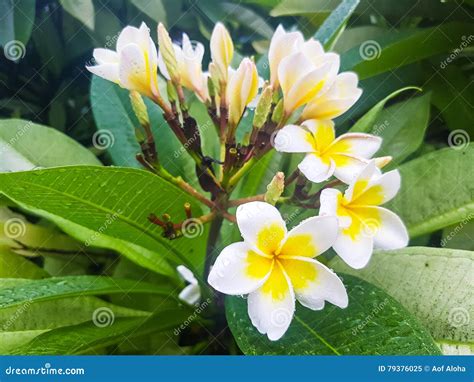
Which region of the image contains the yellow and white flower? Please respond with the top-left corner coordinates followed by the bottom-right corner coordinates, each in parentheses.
top-left (86, 22), bottom-right (159, 99)
top-left (226, 58), bottom-right (259, 127)
top-left (210, 22), bottom-right (234, 83)
top-left (177, 265), bottom-right (201, 306)
top-left (158, 32), bottom-right (209, 101)
top-left (208, 201), bottom-right (347, 341)
top-left (320, 161), bottom-right (409, 269)
top-left (301, 72), bottom-right (362, 121)
top-left (274, 119), bottom-right (386, 183)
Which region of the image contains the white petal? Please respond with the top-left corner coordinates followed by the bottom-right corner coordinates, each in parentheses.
top-left (280, 216), bottom-right (339, 258)
top-left (93, 48), bottom-right (119, 64)
top-left (332, 154), bottom-right (370, 184)
top-left (117, 25), bottom-right (143, 52)
top-left (282, 257), bottom-right (348, 310)
top-left (368, 169), bottom-right (401, 204)
top-left (329, 133), bottom-right (382, 158)
top-left (247, 263), bottom-right (295, 341)
top-left (274, 124), bottom-right (314, 153)
top-left (87, 63), bottom-right (119, 83)
top-left (372, 207), bottom-right (409, 250)
top-left (208, 242), bottom-right (272, 295)
top-left (177, 265), bottom-right (197, 285)
top-left (157, 50), bottom-right (171, 79)
top-left (179, 284), bottom-right (201, 306)
top-left (236, 202), bottom-right (287, 254)
top-left (333, 230), bottom-right (374, 269)
top-left (344, 160), bottom-right (380, 202)
top-left (319, 188), bottom-right (352, 228)
top-left (119, 44), bottom-right (147, 91)
top-left (298, 154), bottom-right (335, 183)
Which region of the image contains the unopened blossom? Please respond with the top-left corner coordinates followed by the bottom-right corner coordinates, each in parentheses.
top-left (158, 32), bottom-right (209, 101)
top-left (301, 72), bottom-right (362, 121)
top-left (208, 202), bottom-right (347, 341)
top-left (274, 119), bottom-right (386, 184)
top-left (320, 161), bottom-right (409, 269)
top-left (226, 58), bottom-right (259, 127)
top-left (177, 265), bottom-right (201, 306)
top-left (86, 22), bottom-right (159, 99)
top-left (210, 22), bottom-right (234, 83)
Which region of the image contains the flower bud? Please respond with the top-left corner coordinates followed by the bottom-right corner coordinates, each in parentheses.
top-left (253, 85), bottom-right (273, 129)
top-left (271, 99), bottom-right (284, 124)
top-left (210, 22), bottom-right (234, 83)
top-left (129, 90), bottom-right (150, 128)
top-left (157, 23), bottom-right (179, 83)
top-left (265, 172), bottom-right (285, 205)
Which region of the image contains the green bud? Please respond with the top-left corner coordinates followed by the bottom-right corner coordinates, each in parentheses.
top-left (166, 81), bottom-right (178, 103)
top-left (207, 76), bottom-right (216, 99)
top-left (271, 99), bottom-right (284, 124)
top-left (265, 172), bottom-right (285, 205)
top-left (253, 85), bottom-right (273, 129)
top-left (157, 23), bottom-right (179, 83)
top-left (129, 91), bottom-right (150, 127)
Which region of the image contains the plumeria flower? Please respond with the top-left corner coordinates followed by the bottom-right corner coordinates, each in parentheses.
top-left (86, 22), bottom-right (159, 99)
top-left (274, 119), bottom-right (386, 184)
top-left (226, 58), bottom-right (259, 127)
top-left (177, 265), bottom-right (201, 306)
top-left (210, 22), bottom-right (234, 83)
top-left (320, 161), bottom-right (409, 269)
top-left (208, 202), bottom-right (348, 341)
top-left (158, 32), bottom-right (209, 102)
top-left (301, 72), bottom-right (362, 121)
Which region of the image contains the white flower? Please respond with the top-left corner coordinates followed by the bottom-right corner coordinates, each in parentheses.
top-left (208, 201), bottom-right (347, 341)
top-left (226, 58), bottom-right (259, 127)
top-left (320, 161), bottom-right (409, 269)
top-left (274, 119), bottom-right (387, 184)
top-left (177, 265), bottom-right (201, 306)
top-left (158, 33), bottom-right (209, 102)
top-left (87, 22), bottom-right (159, 99)
top-left (301, 72), bottom-right (362, 121)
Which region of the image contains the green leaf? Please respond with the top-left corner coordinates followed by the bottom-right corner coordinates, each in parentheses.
top-left (330, 247), bottom-right (473, 352)
top-left (350, 87), bottom-right (420, 133)
top-left (219, 2), bottom-right (274, 39)
top-left (388, 144), bottom-right (474, 237)
top-left (7, 309), bottom-right (189, 355)
top-left (271, 0), bottom-right (340, 17)
top-left (366, 92), bottom-right (431, 167)
top-left (131, 0), bottom-right (167, 23)
top-left (0, 166), bottom-right (206, 275)
top-left (226, 274), bottom-right (440, 355)
top-left (0, 247), bottom-right (48, 279)
top-left (314, 0), bottom-right (360, 50)
top-left (0, 275), bottom-right (174, 310)
top-left (441, 220), bottom-right (474, 251)
top-left (341, 22), bottom-right (472, 80)
top-left (59, 0), bottom-right (95, 30)
top-left (0, 0), bottom-right (35, 46)
top-left (0, 119), bottom-right (101, 172)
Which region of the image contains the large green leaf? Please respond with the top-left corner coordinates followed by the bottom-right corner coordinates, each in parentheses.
top-left (388, 145), bottom-right (474, 237)
top-left (0, 166), bottom-right (208, 276)
top-left (0, 119), bottom-right (101, 172)
top-left (7, 309), bottom-right (190, 355)
top-left (0, 0), bottom-right (35, 47)
top-left (314, 0), bottom-right (360, 50)
top-left (0, 276), bottom-right (174, 309)
top-left (341, 22), bottom-right (472, 80)
top-left (364, 92), bottom-right (431, 166)
top-left (330, 247), bottom-right (473, 353)
top-left (226, 274), bottom-right (440, 355)
top-left (59, 0), bottom-right (95, 30)
top-left (441, 220), bottom-right (474, 251)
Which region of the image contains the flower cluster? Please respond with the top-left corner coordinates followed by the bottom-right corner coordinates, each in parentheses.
top-left (87, 22), bottom-right (409, 342)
